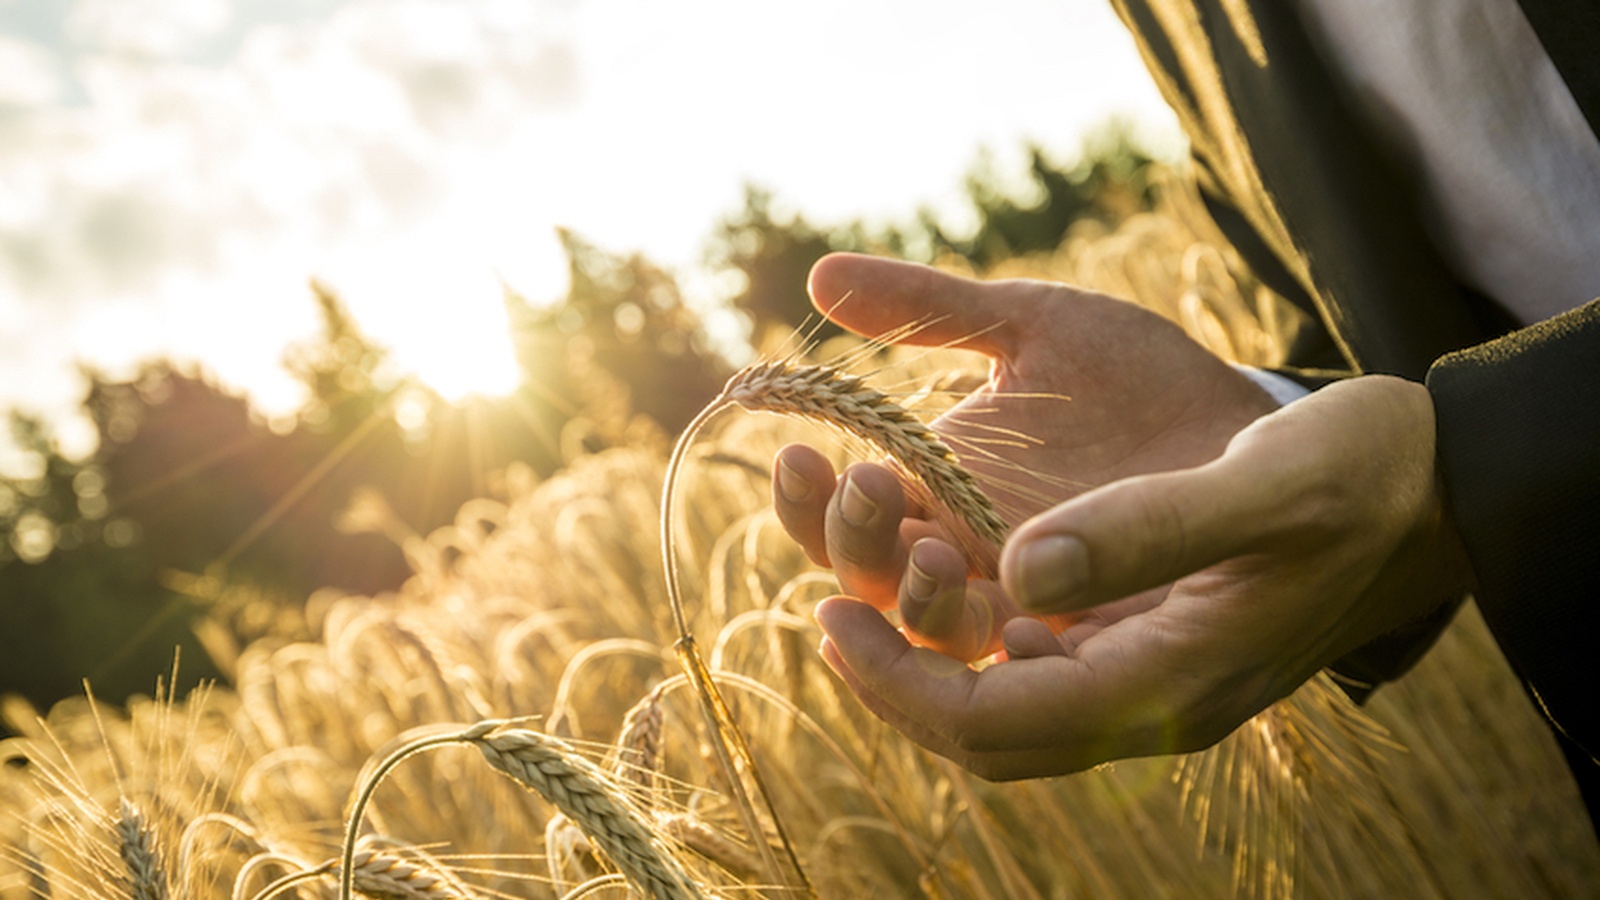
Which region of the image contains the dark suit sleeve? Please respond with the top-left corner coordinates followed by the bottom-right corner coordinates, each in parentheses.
top-left (1194, 173), bottom-right (1468, 700)
top-left (1427, 297), bottom-right (1600, 762)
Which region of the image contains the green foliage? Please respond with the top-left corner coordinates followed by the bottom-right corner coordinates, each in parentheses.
top-left (282, 280), bottom-right (404, 435)
top-left (2, 293), bottom-right (429, 717)
top-left (1, 396), bottom-right (224, 712)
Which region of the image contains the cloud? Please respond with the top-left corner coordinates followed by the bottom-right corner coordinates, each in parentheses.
top-left (65, 0), bottom-right (231, 57)
top-left (0, 35), bottom-right (63, 106)
top-left (339, 0), bottom-right (581, 138)
top-left (1, 0), bottom-right (582, 306)
top-left (0, 0), bottom-right (591, 421)
top-left (0, 0), bottom-right (1177, 426)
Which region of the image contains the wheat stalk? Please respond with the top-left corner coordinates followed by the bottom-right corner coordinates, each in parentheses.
top-left (654, 354), bottom-right (1014, 897)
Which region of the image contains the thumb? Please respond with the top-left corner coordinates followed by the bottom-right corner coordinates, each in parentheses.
top-left (807, 252), bottom-right (1040, 358)
top-left (1000, 442), bottom-right (1299, 613)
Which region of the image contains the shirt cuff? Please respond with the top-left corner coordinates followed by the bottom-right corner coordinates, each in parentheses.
top-left (1231, 365), bottom-right (1313, 406)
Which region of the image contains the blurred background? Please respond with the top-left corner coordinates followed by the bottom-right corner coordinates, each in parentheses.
top-left (0, 0), bottom-right (1179, 718)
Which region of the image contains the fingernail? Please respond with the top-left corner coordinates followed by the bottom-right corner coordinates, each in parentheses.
top-left (817, 636), bottom-right (844, 676)
top-left (777, 458), bottom-right (810, 502)
top-left (906, 549), bottom-right (938, 601)
top-left (839, 475), bottom-right (877, 527)
top-left (1011, 535), bottom-right (1089, 609)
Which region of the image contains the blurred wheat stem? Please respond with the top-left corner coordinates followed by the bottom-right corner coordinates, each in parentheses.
top-left (244, 861), bottom-right (331, 900)
top-left (559, 873), bottom-right (629, 899)
top-left (179, 812), bottom-right (265, 880)
top-left (707, 670), bottom-right (927, 866)
top-left (337, 723), bottom-right (499, 900)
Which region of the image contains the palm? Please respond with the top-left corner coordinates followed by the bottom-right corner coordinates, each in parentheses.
top-left (932, 281), bottom-right (1273, 527)
top-left (779, 255), bottom-right (1278, 661)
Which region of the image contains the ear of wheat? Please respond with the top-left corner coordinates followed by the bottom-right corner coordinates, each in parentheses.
top-left (336, 722), bottom-right (702, 900)
top-left (342, 845), bottom-right (463, 900)
top-left (722, 360), bottom-right (1010, 568)
top-left (473, 728), bottom-right (703, 900)
top-left (116, 799), bottom-right (170, 900)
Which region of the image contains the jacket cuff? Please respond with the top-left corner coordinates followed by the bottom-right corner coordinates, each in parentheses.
top-left (1424, 299), bottom-right (1600, 752)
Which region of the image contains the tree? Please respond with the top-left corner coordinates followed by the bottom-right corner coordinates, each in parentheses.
top-left (708, 187), bottom-right (859, 349)
top-left (706, 124), bottom-right (1161, 340)
top-left (507, 229), bottom-right (731, 448)
top-left (948, 129), bottom-right (1157, 268)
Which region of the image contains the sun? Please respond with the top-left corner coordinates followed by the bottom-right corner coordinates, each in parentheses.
top-left (334, 267), bottom-right (525, 402)
top-left (326, 230), bottom-right (570, 404)
top-left (376, 288), bottom-right (525, 402)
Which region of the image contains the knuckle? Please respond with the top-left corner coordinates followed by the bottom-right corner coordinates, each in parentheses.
top-left (1287, 470), bottom-right (1355, 534)
top-left (1118, 483), bottom-right (1192, 586)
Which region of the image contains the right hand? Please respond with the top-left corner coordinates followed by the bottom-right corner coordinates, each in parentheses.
top-left (773, 252), bottom-right (1281, 661)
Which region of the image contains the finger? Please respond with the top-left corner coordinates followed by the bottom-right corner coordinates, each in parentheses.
top-left (772, 444), bottom-right (837, 567)
top-left (999, 586), bottom-right (1163, 659)
top-left (899, 538), bottom-right (1007, 662)
top-left (807, 252), bottom-right (1047, 359)
top-left (818, 629), bottom-right (1109, 781)
top-left (815, 596), bottom-right (1167, 767)
top-left (999, 618), bottom-right (1068, 660)
top-left (826, 463), bottom-right (911, 611)
top-left (1000, 433), bottom-right (1299, 614)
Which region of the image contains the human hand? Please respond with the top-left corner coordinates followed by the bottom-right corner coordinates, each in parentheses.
top-left (774, 251), bottom-right (1279, 659)
top-left (778, 254), bottom-right (1476, 779)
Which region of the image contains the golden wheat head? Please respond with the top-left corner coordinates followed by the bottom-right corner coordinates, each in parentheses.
top-left (721, 360), bottom-right (1009, 557)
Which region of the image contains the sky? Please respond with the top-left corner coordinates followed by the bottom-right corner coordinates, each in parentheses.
top-left (0, 0), bottom-right (1177, 459)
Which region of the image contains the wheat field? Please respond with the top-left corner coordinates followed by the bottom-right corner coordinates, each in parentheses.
top-left (2, 172), bottom-right (1595, 899)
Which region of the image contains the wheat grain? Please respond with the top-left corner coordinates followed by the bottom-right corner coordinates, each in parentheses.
top-left (116, 798), bottom-right (169, 900)
top-left (656, 814), bottom-right (761, 882)
top-left (342, 846), bottom-right (464, 900)
top-left (721, 360), bottom-right (1009, 558)
top-left (610, 685), bottom-right (666, 799)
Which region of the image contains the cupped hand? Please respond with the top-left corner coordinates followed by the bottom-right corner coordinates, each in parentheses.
top-left (774, 252), bottom-right (1278, 660)
top-left (776, 253), bottom-right (1476, 779)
